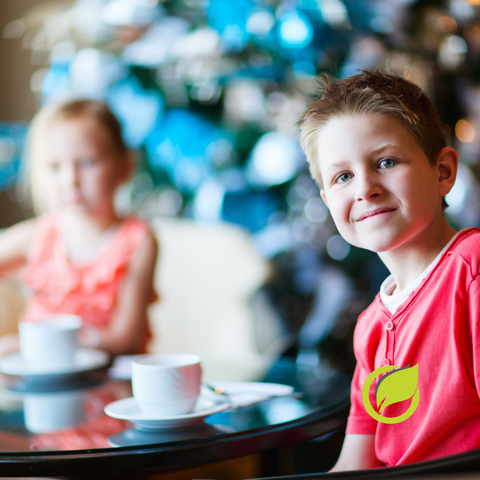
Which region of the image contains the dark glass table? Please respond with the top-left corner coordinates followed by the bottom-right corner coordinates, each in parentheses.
top-left (0, 355), bottom-right (350, 478)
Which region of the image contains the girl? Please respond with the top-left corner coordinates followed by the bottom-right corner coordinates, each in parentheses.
top-left (0, 100), bottom-right (158, 356)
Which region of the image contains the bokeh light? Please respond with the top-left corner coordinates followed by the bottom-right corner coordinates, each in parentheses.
top-left (326, 235), bottom-right (350, 261)
top-left (456, 119), bottom-right (475, 143)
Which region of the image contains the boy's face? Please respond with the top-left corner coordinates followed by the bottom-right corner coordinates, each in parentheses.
top-left (317, 113), bottom-right (447, 253)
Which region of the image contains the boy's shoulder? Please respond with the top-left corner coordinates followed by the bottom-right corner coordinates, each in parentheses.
top-left (449, 227), bottom-right (480, 251)
top-left (447, 228), bottom-right (480, 274)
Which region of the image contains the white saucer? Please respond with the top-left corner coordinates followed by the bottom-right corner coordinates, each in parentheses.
top-left (104, 395), bottom-right (232, 430)
top-left (0, 348), bottom-right (110, 377)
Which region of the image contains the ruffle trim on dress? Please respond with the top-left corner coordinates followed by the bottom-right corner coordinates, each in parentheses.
top-left (22, 216), bottom-right (149, 315)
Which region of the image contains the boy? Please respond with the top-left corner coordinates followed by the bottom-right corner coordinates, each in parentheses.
top-left (298, 71), bottom-right (480, 470)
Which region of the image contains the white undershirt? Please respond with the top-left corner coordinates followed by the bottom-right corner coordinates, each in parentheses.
top-left (379, 232), bottom-right (459, 314)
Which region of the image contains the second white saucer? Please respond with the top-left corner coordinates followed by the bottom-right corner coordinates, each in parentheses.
top-left (0, 348), bottom-right (110, 377)
top-left (104, 395), bottom-right (232, 430)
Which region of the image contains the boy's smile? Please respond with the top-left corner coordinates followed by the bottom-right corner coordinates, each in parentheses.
top-left (317, 113), bottom-right (454, 256)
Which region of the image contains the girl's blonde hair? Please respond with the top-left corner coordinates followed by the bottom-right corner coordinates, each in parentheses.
top-left (27, 99), bottom-right (129, 212)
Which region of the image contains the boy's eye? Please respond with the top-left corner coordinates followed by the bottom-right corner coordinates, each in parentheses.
top-left (379, 158), bottom-right (397, 169)
top-left (335, 172), bottom-right (353, 184)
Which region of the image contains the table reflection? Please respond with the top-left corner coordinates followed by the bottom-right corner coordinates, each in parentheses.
top-left (109, 422), bottom-right (233, 447)
top-left (23, 388), bottom-right (93, 433)
top-left (0, 356), bottom-right (351, 455)
top-left (0, 374), bottom-right (129, 451)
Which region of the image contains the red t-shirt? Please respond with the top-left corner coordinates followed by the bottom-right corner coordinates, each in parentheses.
top-left (347, 228), bottom-right (480, 466)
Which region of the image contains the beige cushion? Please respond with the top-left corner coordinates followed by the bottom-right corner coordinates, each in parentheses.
top-left (148, 219), bottom-right (273, 360)
top-left (0, 278), bottom-right (26, 336)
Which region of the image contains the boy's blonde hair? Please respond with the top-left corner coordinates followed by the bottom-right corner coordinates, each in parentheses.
top-left (298, 71), bottom-right (447, 190)
top-left (27, 99), bottom-right (129, 212)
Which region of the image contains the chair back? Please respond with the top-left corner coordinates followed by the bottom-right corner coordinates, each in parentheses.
top-left (147, 219), bottom-right (292, 376)
top-left (247, 448), bottom-right (480, 479)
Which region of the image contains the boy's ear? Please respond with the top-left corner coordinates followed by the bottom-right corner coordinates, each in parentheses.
top-left (436, 146), bottom-right (458, 197)
top-left (320, 189), bottom-right (329, 207)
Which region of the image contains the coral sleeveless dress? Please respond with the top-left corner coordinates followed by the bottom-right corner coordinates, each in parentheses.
top-left (21, 214), bottom-right (156, 352)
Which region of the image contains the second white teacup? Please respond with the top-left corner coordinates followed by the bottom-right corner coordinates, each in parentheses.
top-left (132, 354), bottom-right (202, 417)
top-left (19, 315), bottom-right (82, 368)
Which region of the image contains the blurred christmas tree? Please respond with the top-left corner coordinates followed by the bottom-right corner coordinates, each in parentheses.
top-left (4, 0), bottom-right (480, 367)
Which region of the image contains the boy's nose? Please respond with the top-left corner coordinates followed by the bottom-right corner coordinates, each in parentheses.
top-left (354, 174), bottom-right (383, 201)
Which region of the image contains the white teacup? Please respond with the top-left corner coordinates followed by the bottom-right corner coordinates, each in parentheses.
top-left (19, 315), bottom-right (82, 367)
top-left (132, 354), bottom-right (202, 417)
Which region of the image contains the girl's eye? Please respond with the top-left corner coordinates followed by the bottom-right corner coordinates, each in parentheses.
top-left (47, 162), bottom-right (60, 172)
top-left (78, 158), bottom-right (96, 168)
top-left (336, 172), bottom-right (353, 184)
top-left (379, 158), bottom-right (397, 169)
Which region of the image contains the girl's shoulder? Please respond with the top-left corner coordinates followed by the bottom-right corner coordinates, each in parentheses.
top-left (117, 216), bottom-right (156, 246)
top-left (27, 212), bottom-right (63, 256)
top-left (28, 212), bottom-right (62, 239)
top-left (0, 217), bottom-right (39, 264)
top-left (101, 216), bottom-right (157, 267)
top-left (119, 215), bottom-right (150, 232)
top-left (8, 217), bottom-right (39, 238)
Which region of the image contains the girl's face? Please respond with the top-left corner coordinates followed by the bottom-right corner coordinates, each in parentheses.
top-left (39, 116), bottom-right (129, 217)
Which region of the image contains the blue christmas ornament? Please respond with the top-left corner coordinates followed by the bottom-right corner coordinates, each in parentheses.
top-left (206, 0), bottom-right (255, 51)
top-left (247, 132), bottom-right (306, 188)
top-left (41, 59), bottom-right (71, 103)
top-left (278, 10), bottom-right (314, 49)
top-left (145, 109), bottom-right (229, 193)
top-left (108, 76), bottom-right (165, 148)
top-left (0, 123), bottom-right (28, 191)
top-left (222, 188), bottom-right (280, 233)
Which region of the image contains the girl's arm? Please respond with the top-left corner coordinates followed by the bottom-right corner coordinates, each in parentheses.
top-left (84, 229), bottom-right (158, 356)
top-left (330, 434), bottom-right (384, 472)
top-left (0, 218), bottom-right (37, 276)
top-left (0, 218), bottom-right (37, 357)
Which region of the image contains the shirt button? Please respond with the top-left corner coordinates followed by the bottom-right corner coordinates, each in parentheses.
top-left (386, 322), bottom-right (394, 331)
top-left (383, 358), bottom-right (391, 366)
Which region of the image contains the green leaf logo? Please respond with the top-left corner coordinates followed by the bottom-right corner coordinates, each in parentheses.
top-left (375, 364), bottom-right (418, 413)
top-left (361, 364), bottom-right (420, 424)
